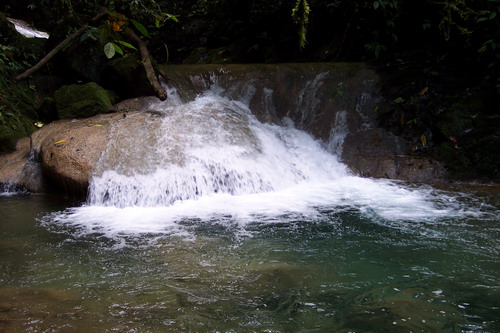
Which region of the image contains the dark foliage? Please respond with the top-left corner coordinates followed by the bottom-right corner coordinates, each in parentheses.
top-left (1, 0), bottom-right (498, 179)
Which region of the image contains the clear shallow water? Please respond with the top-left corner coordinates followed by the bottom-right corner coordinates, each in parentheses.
top-left (1, 89), bottom-right (499, 332)
top-left (1, 185), bottom-right (499, 332)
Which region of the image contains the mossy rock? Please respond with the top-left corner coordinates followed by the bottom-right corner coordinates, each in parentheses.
top-left (54, 82), bottom-right (117, 119)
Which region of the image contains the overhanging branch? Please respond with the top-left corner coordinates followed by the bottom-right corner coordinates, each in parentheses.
top-left (15, 9), bottom-right (108, 82)
top-left (123, 28), bottom-right (167, 101)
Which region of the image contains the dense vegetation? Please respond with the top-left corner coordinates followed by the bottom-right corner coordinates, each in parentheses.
top-left (1, 0), bottom-right (498, 180)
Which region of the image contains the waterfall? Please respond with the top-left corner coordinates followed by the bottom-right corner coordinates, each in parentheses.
top-left (88, 87), bottom-right (348, 208)
top-left (41, 64), bottom-right (495, 240)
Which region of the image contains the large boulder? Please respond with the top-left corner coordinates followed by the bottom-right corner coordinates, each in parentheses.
top-left (27, 109), bottom-right (164, 195)
top-left (54, 82), bottom-right (117, 119)
top-left (29, 113), bottom-right (123, 195)
top-left (341, 128), bottom-right (446, 182)
top-left (0, 64), bottom-right (452, 196)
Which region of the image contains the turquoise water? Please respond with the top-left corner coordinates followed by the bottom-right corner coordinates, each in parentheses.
top-left (1, 186), bottom-right (499, 332)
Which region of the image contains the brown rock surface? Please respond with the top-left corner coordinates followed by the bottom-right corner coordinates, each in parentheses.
top-left (31, 113), bottom-right (123, 195)
top-left (0, 64), bottom-right (450, 196)
top-left (0, 137), bottom-right (47, 192)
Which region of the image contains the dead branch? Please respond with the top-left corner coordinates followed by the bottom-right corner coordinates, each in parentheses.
top-left (14, 8), bottom-right (167, 101)
top-left (14, 9), bottom-right (108, 82)
top-left (123, 28), bottom-right (167, 101)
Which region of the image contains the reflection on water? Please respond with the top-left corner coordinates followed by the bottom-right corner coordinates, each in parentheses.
top-left (1, 188), bottom-right (499, 332)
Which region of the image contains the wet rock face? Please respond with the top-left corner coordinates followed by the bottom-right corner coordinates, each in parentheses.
top-left (0, 63), bottom-right (449, 195)
top-left (0, 137), bottom-right (47, 192)
top-left (160, 63), bottom-right (380, 141)
top-left (162, 63), bottom-right (446, 183)
top-left (340, 128), bottom-right (446, 182)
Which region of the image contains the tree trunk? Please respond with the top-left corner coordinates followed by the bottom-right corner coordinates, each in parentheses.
top-left (123, 28), bottom-right (167, 101)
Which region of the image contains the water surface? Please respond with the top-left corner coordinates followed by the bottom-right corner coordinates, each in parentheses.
top-left (1, 87), bottom-right (499, 332)
top-left (1, 184), bottom-right (499, 332)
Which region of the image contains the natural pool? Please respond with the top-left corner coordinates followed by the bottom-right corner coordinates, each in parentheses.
top-left (1, 182), bottom-right (499, 332)
top-left (2, 83), bottom-right (499, 332)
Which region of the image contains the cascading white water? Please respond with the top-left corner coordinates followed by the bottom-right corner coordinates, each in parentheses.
top-left (88, 88), bottom-right (348, 208)
top-left (45, 83), bottom-right (493, 239)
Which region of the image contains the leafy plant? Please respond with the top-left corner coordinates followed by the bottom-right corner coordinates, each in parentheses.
top-left (292, 0), bottom-right (311, 49)
top-left (79, 10), bottom-right (175, 59)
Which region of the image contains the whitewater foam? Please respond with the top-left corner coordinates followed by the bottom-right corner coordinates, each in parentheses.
top-left (41, 88), bottom-right (496, 240)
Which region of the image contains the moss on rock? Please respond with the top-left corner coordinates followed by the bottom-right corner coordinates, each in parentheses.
top-left (54, 82), bottom-right (117, 119)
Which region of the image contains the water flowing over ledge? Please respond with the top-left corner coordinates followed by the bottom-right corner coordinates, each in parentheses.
top-left (0, 63), bottom-right (447, 195)
top-left (46, 84), bottom-right (495, 239)
top-left (1, 64), bottom-right (499, 333)
top-left (89, 90), bottom-right (348, 207)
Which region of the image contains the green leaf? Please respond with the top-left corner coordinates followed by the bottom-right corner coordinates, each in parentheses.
top-left (117, 40), bottom-right (137, 51)
top-left (104, 42), bottom-right (116, 59)
top-left (112, 43), bottom-right (124, 56)
top-left (373, 1), bottom-right (380, 9)
top-left (164, 13), bottom-right (179, 23)
top-left (131, 20), bottom-right (150, 38)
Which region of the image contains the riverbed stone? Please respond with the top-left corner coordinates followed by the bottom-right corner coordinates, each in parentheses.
top-left (0, 287), bottom-right (83, 332)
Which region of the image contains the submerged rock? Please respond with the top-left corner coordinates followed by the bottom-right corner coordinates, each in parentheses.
top-left (0, 287), bottom-right (83, 332)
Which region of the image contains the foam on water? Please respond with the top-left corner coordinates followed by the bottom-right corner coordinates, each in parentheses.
top-left (0, 183), bottom-right (28, 197)
top-left (47, 176), bottom-right (491, 241)
top-left (43, 89), bottom-right (495, 240)
top-left (88, 90), bottom-right (348, 207)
